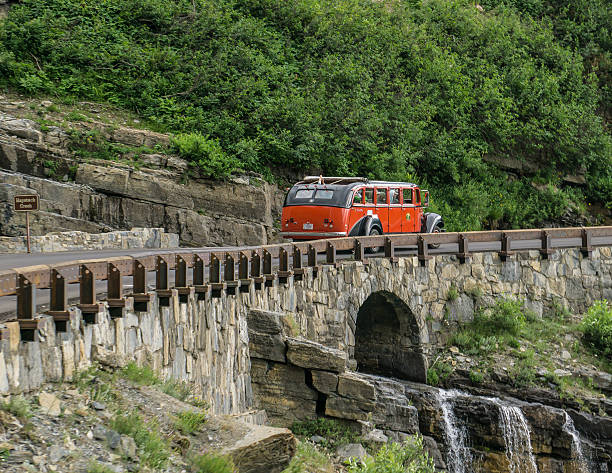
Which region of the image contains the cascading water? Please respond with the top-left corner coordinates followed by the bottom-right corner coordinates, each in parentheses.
top-left (491, 398), bottom-right (538, 473)
top-left (436, 389), bottom-right (473, 473)
top-left (563, 411), bottom-right (591, 473)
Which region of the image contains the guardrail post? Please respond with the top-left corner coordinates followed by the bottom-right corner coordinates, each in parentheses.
top-left (17, 274), bottom-right (38, 341)
top-left (457, 234), bottom-right (470, 264)
top-left (225, 253), bottom-right (239, 295)
top-left (175, 256), bottom-right (191, 304)
top-left (107, 263), bottom-right (125, 319)
top-left (293, 246), bottom-right (304, 281)
top-left (132, 259), bottom-right (150, 312)
top-left (581, 228), bottom-right (592, 257)
top-left (540, 230), bottom-right (553, 259)
top-left (79, 264), bottom-right (100, 324)
top-left (251, 250), bottom-right (263, 290)
top-left (499, 232), bottom-right (513, 262)
top-left (239, 252), bottom-right (251, 293)
top-left (48, 269), bottom-right (69, 331)
top-left (278, 247), bottom-right (292, 284)
top-left (263, 250), bottom-right (274, 288)
top-left (307, 244), bottom-right (318, 277)
top-left (384, 237), bottom-right (397, 262)
top-left (354, 239), bottom-right (365, 263)
top-left (325, 242), bottom-right (336, 266)
top-left (155, 256), bottom-right (171, 307)
top-left (210, 254), bottom-right (224, 297)
top-left (193, 255), bottom-right (208, 301)
top-left (417, 235), bottom-right (431, 267)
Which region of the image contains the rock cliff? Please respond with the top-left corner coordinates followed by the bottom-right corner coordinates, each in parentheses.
top-left (0, 98), bottom-right (285, 247)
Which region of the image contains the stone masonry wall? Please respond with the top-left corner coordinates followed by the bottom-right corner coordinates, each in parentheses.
top-left (0, 227), bottom-right (178, 253)
top-left (0, 290), bottom-right (252, 416)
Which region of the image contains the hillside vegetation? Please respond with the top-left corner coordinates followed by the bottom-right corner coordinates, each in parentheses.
top-left (0, 0), bottom-right (610, 231)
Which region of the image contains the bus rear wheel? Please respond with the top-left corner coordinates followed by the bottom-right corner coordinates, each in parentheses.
top-left (366, 227), bottom-right (383, 254)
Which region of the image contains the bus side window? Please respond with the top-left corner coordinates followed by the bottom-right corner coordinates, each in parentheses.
top-left (353, 189), bottom-right (363, 205)
top-left (364, 188), bottom-right (374, 204)
top-left (376, 188), bottom-right (388, 204)
top-left (415, 189), bottom-right (421, 204)
top-left (390, 188), bottom-right (400, 204)
top-left (403, 188), bottom-right (413, 204)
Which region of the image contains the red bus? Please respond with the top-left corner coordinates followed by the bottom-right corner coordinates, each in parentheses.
top-left (281, 176), bottom-right (444, 240)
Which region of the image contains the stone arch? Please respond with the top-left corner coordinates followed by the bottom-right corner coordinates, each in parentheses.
top-left (352, 290), bottom-right (427, 383)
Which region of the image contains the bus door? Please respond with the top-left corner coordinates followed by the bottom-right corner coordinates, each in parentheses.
top-left (363, 188), bottom-right (375, 227)
top-left (388, 188), bottom-right (402, 233)
top-left (349, 188), bottom-right (365, 233)
top-left (375, 188), bottom-right (389, 232)
top-left (401, 188), bottom-right (417, 232)
top-left (414, 189), bottom-right (423, 231)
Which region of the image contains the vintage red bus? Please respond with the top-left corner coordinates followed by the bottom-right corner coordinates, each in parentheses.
top-left (281, 176), bottom-right (444, 240)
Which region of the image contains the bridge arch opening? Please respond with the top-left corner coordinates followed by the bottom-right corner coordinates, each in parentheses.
top-left (353, 291), bottom-right (427, 383)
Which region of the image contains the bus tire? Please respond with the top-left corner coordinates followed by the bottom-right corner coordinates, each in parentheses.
top-left (366, 227), bottom-right (383, 254)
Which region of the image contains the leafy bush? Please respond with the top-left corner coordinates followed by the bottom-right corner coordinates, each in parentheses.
top-left (1, 395), bottom-right (31, 419)
top-left (171, 133), bottom-right (238, 179)
top-left (580, 300), bottom-right (612, 361)
top-left (191, 453), bottom-right (235, 473)
top-left (282, 442), bottom-right (334, 473)
top-left (291, 418), bottom-right (360, 449)
top-left (120, 362), bottom-right (160, 386)
top-left (173, 409), bottom-right (207, 435)
top-left (347, 437), bottom-right (436, 473)
top-left (1, 0), bottom-right (610, 228)
top-left (110, 411), bottom-right (170, 469)
top-left (426, 360), bottom-right (453, 387)
top-left (480, 298), bottom-right (527, 337)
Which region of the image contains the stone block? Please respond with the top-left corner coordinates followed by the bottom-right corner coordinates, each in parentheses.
top-left (337, 372), bottom-right (376, 401)
top-left (325, 394), bottom-right (375, 421)
top-left (247, 309), bottom-right (285, 335)
top-left (286, 338), bottom-right (347, 373)
top-left (311, 370), bottom-right (338, 395)
top-left (248, 331), bottom-right (286, 363)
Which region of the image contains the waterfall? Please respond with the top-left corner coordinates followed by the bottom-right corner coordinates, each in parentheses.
top-left (491, 399), bottom-right (538, 473)
top-left (436, 389), bottom-right (473, 473)
top-left (563, 411), bottom-right (591, 473)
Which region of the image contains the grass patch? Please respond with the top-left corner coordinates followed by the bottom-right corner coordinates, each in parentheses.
top-left (173, 410), bottom-right (207, 435)
top-left (1, 396), bottom-right (32, 419)
top-left (159, 379), bottom-right (192, 402)
top-left (469, 370), bottom-right (484, 384)
top-left (580, 300), bottom-right (612, 362)
top-left (191, 453), bottom-right (235, 473)
top-left (346, 436), bottom-right (435, 472)
top-left (447, 285), bottom-right (459, 302)
top-left (282, 442), bottom-right (335, 473)
top-left (87, 461), bottom-right (116, 473)
top-left (291, 418), bottom-right (360, 450)
top-left (110, 411), bottom-right (170, 469)
top-left (427, 360), bottom-right (453, 387)
top-left (120, 362), bottom-right (161, 386)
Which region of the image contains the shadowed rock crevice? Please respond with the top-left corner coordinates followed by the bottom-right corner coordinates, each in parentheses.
top-left (354, 291), bottom-right (427, 383)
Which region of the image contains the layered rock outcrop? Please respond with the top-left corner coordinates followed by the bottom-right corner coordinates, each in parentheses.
top-left (0, 108), bottom-right (284, 246)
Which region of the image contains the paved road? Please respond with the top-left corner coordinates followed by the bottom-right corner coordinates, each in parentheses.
top-left (1, 236), bottom-right (610, 319)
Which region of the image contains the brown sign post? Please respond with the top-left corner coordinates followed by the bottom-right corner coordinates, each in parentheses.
top-left (14, 195), bottom-right (39, 253)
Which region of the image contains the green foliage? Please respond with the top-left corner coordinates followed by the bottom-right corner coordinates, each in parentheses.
top-left (347, 437), bottom-right (436, 473)
top-left (508, 349), bottom-right (537, 387)
top-left (291, 418), bottom-right (360, 449)
top-left (1, 0), bottom-right (610, 227)
top-left (1, 395), bottom-right (31, 419)
top-left (191, 453), bottom-right (236, 473)
top-left (159, 379), bottom-right (192, 402)
top-left (469, 370), bottom-right (484, 384)
top-left (120, 362), bottom-right (161, 386)
top-left (282, 442), bottom-right (334, 473)
top-left (447, 285), bottom-right (459, 302)
top-left (110, 411), bottom-right (170, 469)
top-left (426, 360), bottom-right (453, 386)
top-left (173, 409), bottom-right (207, 435)
top-left (87, 461), bottom-right (116, 473)
top-left (580, 300), bottom-right (612, 361)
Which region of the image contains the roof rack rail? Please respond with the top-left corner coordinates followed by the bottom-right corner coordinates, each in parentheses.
top-left (298, 176), bottom-right (369, 185)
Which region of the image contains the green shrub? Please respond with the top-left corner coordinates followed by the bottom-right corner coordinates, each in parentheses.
top-left (282, 442), bottom-right (334, 473)
top-left (469, 370), bottom-right (484, 384)
top-left (1, 396), bottom-right (31, 419)
top-left (110, 411), bottom-right (170, 469)
top-left (159, 379), bottom-right (192, 402)
top-left (290, 418), bottom-right (359, 449)
top-left (426, 360), bottom-right (453, 387)
top-left (481, 298), bottom-right (526, 336)
top-left (173, 409), bottom-right (207, 435)
top-left (87, 461), bottom-right (116, 473)
top-left (447, 285), bottom-right (459, 302)
top-left (120, 362), bottom-right (160, 386)
top-left (346, 436), bottom-right (435, 473)
top-left (581, 300), bottom-right (612, 361)
top-left (171, 133), bottom-right (237, 179)
top-left (191, 453), bottom-right (235, 473)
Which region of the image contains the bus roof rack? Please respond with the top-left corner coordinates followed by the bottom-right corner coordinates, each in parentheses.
top-left (298, 176), bottom-right (370, 185)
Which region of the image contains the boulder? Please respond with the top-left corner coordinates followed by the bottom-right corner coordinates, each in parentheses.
top-left (286, 338), bottom-right (347, 373)
top-left (247, 309), bottom-right (285, 335)
top-left (311, 370), bottom-right (339, 394)
top-left (248, 331), bottom-right (286, 363)
top-left (336, 443), bottom-right (368, 463)
top-left (325, 394), bottom-right (375, 421)
top-left (338, 372), bottom-right (376, 401)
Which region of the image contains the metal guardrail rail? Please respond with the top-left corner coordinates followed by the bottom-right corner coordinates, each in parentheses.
top-left (1, 226), bottom-right (611, 340)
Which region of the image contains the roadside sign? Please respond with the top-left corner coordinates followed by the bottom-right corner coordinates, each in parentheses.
top-left (14, 194), bottom-right (39, 212)
top-left (14, 194), bottom-right (39, 253)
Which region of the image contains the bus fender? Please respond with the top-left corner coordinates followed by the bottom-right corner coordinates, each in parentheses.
top-left (421, 213), bottom-right (444, 233)
top-left (348, 215), bottom-right (383, 236)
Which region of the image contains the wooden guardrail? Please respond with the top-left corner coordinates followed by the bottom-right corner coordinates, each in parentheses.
top-left (1, 226), bottom-right (611, 340)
